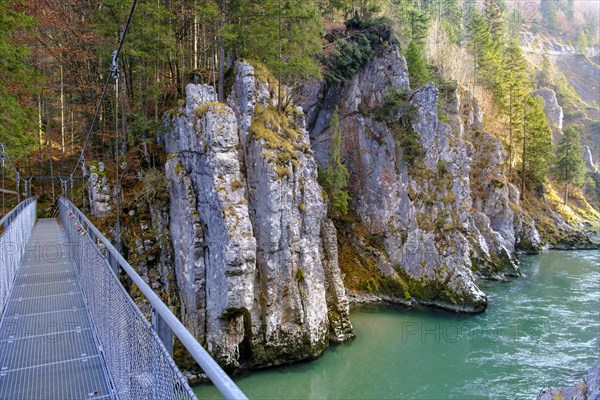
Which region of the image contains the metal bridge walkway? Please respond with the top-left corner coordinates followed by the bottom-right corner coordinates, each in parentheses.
top-left (0, 219), bottom-right (113, 399)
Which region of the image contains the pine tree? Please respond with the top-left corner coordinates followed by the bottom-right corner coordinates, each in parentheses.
top-left (565, 0), bottom-right (575, 21)
top-left (466, 9), bottom-right (504, 100)
top-left (518, 95), bottom-right (553, 198)
top-left (539, 53), bottom-right (553, 86)
top-left (440, 0), bottom-right (461, 27)
top-left (405, 40), bottom-right (430, 88)
top-left (508, 7), bottom-right (523, 38)
top-left (319, 106), bottom-right (350, 218)
top-left (233, 0), bottom-right (322, 110)
top-left (576, 29), bottom-right (593, 55)
top-left (540, 0), bottom-right (558, 32)
top-left (483, 0), bottom-right (507, 44)
top-left (554, 127), bottom-right (585, 206)
top-left (466, 10), bottom-right (491, 93)
top-left (503, 40), bottom-right (529, 177)
top-left (408, 7), bottom-right (430, 43)
top-left (438, 0), bottom-right (462, 42)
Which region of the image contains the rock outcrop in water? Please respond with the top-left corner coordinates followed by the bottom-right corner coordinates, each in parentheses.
top-left (163, 63), bottom-right (354, 369)
top-left (537, 361), bottom-right (600, 400)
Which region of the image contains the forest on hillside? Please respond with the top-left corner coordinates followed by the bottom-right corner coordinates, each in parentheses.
top-left (0, 0), bottom-right (598, 219)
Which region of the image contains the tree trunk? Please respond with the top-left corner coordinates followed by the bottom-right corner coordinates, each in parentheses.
top-left (38, 94), bottom-right (44, 197)
top-left (194, 0), bottom-right (198, 70)
top-left (217, 8), bottom-right (225, 102)
top-left (45, 96), bottom-right (56, 201)
top-left (520, 100), bottom-right (526, 201)
top-left (38, 95), bottom-right (43, 148)
top-left (508, 89), bottom-right (513, 178)
top-left (277, 0), bottom-right (282, 111)
top-left (115, 75), bottom-right (122, 253)
top-left (60, 62), bottom-right (65, 176)
top-left (563, 144), bottom-right (570, 206)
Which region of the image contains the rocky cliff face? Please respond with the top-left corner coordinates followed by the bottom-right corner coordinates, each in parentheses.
top-left (84, 161), bottom-right (112, 218)
top-left (537, 361), bottom-right (600, 400)
top-left (163, 64), bottom-right (353, 369)
top-left (584, 145), bottom-right (598, 173)
top-left (533, 88), bottom-right (563, 130)
top-left (302, 46), bottom-right (541, 312)
top-left (164, 85), bottom-right (256, 368)
top-left (160, 43), bottom-right (595, 369)
top-left (453, 90), bottom-right (526, 274)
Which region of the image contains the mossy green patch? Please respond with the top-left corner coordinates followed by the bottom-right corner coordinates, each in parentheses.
top-left (249, 105), bottom-right (302, 178)
top-left (246, 59), bottom-right (279, 97)
top-left (173, 163), bottom-right (185, 175)
top-left (231, 179), bottom-right (244, 192)
top-left (194, 101), bottom-right (229, 119)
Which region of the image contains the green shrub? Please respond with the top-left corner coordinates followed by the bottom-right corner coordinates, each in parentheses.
top-left (323, 16), bottom-right (393, 85)
top-left (405, 40), bottom-right (430, 88)
top-left (372, 89), bottom-right (424, 166)
top-left (318, 107), bottom-right (351, 218)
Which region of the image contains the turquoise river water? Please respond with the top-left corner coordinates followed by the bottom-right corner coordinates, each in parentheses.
top-left (195, 250), bottom-right (600, 399)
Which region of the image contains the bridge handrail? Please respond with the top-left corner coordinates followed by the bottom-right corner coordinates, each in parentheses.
top-left (0, 197), bottom-right (36, 317)
top-left (0, 196), bottom-right (36, 229)
top-left (58, 197), bottom-right (247, 400)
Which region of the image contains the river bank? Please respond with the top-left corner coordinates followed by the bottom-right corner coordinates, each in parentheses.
top-left (194, 250), bottom-right (599, 399)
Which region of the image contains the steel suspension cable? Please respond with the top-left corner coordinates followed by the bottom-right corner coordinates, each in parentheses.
top-left (0, 144), bottom-right (25, 207)
top-left (114, 69), bottom-right (122, 252)
top-left (0, 0), bottom-right (137, 204)
top-left (67, 0), bottom-right (138, 180)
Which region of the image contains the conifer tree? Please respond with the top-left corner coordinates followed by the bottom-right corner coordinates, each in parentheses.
top-left (408, 7), bottom-right (430, 43)
top-left (503, 40), bottom-right (529, 177)
top-left (518, 95), bottom-right (553, 198)
top-left (466, 9), bottom-right (504, 98)
top-left (440, 0), bottom-right (461, 26)
top-left (565, 0), bottom-right (575, 22)
top-left (508, 7), bottom-right (523, 38)
top-left (540, 0), bottom-right (558, 32)
top-left (539, 53), bottom-right (553, 86)
top-left (438, 0), bottom-right (462, 42)
top-left (233, 0), bottom-right (322, 111)
top-left (576, 29), bottom-right (593, 55)
top-left (320, 106), bottom-right (350, 218)
top-left (405, 40), bottom-right (430, 87)
top-left (554, 127), bottom-right (585, 206)
top-left (483, 0), bottom-right (507, 44)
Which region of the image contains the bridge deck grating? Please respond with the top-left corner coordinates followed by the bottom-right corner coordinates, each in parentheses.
top-left (5, 292), bottom-right (86, 317)
top-left (0, 219), bottom-right (114, 400)
top-left (9, 280), bottom-right (80, 299)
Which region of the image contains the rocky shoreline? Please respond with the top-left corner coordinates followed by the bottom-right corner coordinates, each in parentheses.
top-left (537, 361), bottom-right (600, 400)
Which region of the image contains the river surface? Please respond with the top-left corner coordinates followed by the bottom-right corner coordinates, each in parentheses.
top-left (195, 250), bottom-right (600, 399)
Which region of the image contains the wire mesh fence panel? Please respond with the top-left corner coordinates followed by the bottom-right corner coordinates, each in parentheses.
top-left (60, 200), bottom-right (197, 400)
top-left (0, 198), bottom-right (36, 318)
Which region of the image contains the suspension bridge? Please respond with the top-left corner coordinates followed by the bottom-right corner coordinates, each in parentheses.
top-left (0, 196), bottom-right (247, 399)
top-left (1, 0), bottom-right (248, 397)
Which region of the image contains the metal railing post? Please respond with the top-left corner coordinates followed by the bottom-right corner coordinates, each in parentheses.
top-left (152, 307), bottom-right (174, 356)
top-left (107, 252), bottom-right (119, 276)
